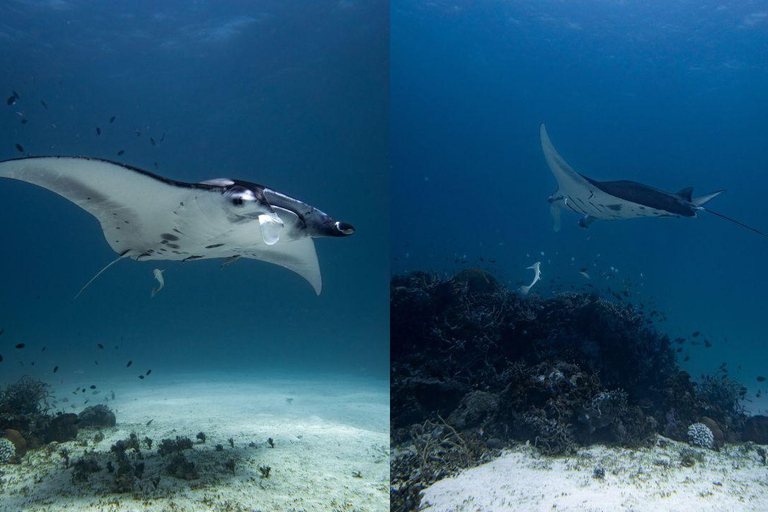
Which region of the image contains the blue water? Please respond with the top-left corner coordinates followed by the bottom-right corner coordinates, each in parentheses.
top-left (392, 1), bottom-right (768, 399)
top-left (0, 1), bottom-right (389, 382)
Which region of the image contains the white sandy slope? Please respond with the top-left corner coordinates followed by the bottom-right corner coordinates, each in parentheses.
top-left (0, 372), bottom-right (389, 512)
top-left (421, 440), bottom-right (768, 512)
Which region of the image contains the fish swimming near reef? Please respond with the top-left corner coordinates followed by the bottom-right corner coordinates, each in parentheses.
top-left (0, 156), bottom-right (355, 296)
top-left (540, 123), bottom-right (768, 237)
top-left (520, 262), bottom-right (542, 295)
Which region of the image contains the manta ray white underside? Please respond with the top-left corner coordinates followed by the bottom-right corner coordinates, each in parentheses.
top-left (540, 124), bottom-right (677, 231)
top-left (0, 156), bottom-right (355, 295)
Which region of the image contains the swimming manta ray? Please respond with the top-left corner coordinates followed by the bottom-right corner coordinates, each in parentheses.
top-left (0, 156), bottom-right (355, 296)
top-left (540, 123), bottom-right (768, 238)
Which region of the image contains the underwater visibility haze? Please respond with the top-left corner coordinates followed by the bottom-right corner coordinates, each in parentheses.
top-left (392, 1), bottom-right (768, 511)
top-left (0, 1), bottom-right (389, 510)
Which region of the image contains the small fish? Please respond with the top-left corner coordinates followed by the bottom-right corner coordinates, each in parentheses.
top-left (160, 132), bottom-right (166, 142)
top-left (96, 127), bottom-right (101, 136)
top-left (758, 376), bottom-right (766, 382)
top-left (21, 118), bottom-right (27, 124)
top-left (15, 143), bottom-right (24, 153)
top-left (579, 268), bottom-right (590, 279)
top-left (90, 385), bottom-right (96, 389)
top-left (109, 116), bottom-right (116, 123)
top-left (153, 161), bottom-right (159, 169)
top-left (692, 331), bottom-right (701, 338)
top-left (15, 343), bottom-right (25, 349)
top-left (0, 329), bottom-right (4, 336)
top-left (41, 346), bottom-right (46, 352)
top-left (704, 339), bottom-right (712, 348)
top-left (684, 355), bottom-right (690, 362)
top-left (53, 366), bottom-right (59, 373)
top-left (6, 95), bottom-right (16, 106)
top-left (146, 369), bottom-right (152, 376)
top-left (97, 343), bottom-right (104, 349)
top-left (139, 375), bottom-right (145, 379)
top-left (151, 269), bottom-right (165, 297)
top-left (126, 360), bottom-right (132, 368)
top-left (150, 137), bottom-right (157, 146)
top-left (117, 150), bottom-right (125, 156)
top-left (146, 419), bottom-right (153, 426)
top-left (40, 100), bottom-right (48, 109)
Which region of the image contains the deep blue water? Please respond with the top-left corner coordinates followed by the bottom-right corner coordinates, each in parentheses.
top-left (392, 1), bottom-right (768, 400)
top-left (0, 0), bottom-right (389, 382)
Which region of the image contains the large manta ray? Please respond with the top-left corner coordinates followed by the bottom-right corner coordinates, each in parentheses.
top-left (0, 156), bottom-right (355, 296)
top-left (540, 123), bottom-right (768, 237)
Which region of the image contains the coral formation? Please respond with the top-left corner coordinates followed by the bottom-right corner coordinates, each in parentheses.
top-left (166, 453), bottom-right (198, 480)
top-left (78, 405), bottom-right (116, 428)
top-left (390, 269), bottom-right (752, 512)
top-left (1, 429), bottom-right (27, 457)
top-left (0, 437), bottom-right (16, 464)
top-left (158, 436), bottom-right (193, 456)
top-left (687, 423), bottom-right (715, 450)
top-left (742, 415), bottom-right (768, 444)
top-left (44, 413), bottom-right (79, 443)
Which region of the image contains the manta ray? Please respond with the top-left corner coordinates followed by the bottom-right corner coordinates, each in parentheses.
top-left (540, 123), bottom-right (767, 237)
top-left (0, 156), bottom-right (355, 296)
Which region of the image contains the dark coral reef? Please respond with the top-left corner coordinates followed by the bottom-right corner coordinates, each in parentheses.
top-left (390, 268), bottom-right (749, 511)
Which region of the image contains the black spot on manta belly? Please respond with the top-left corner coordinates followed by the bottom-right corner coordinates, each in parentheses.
top-left (607, 204), bottom-right (622, 211)
top-left (205, 243), bottom-right (225, 249)
top-left (161, 233), bottom-right (179, 241)
top-left (168, 243), bottom-right (180, 249)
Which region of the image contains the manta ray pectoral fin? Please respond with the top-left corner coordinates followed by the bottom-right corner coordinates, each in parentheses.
top-left (578, 215), bottom-right (598, 229)
top-left (258, 213), bottom-right (284, 246)
top-left (220, 255), bottom-right (242, 270)
top-left (692, 189), bottom-right (725, 206)
top-left (246, 237), bottom-right (322, 294)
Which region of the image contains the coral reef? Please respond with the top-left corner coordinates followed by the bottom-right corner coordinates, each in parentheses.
top-left (0, 437), bottom-right (16, 463)
top-left (44, 413), bottom-right (79, 443)
top-left (742, 416), bottom-right (768, 444)
top-left (166, 453), bottom-right (198, 480)
top-left (390, 269), bottom-right (751, 512)
top-left (687, 423), bottom-right (715, 450)
top-left (158, 436), bottom-right (193, 456)
top-left (78, 405), bottom-right (116, 428)
top-left (1, 429), bottom-right (27, 457)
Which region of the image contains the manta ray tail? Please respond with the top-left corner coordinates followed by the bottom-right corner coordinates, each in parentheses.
top-left (703, 208), bottom-right (768, 239)
top-left (74, 250), bottom-right (132, 300)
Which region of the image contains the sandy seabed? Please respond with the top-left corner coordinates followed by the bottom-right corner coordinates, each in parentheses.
top-left (0, 372), bottom-right (389, 512)
top-left (420, 439), bottom-right (768, 512)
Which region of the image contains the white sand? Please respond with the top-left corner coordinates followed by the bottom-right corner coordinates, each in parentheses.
top-left (421, 440), bottom-right (768, 512)
top-left (0, 372), bottom-right (389, 511)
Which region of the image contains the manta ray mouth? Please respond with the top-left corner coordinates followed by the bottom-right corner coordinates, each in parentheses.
top-left (335, 221), bottom-right (355, 235)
